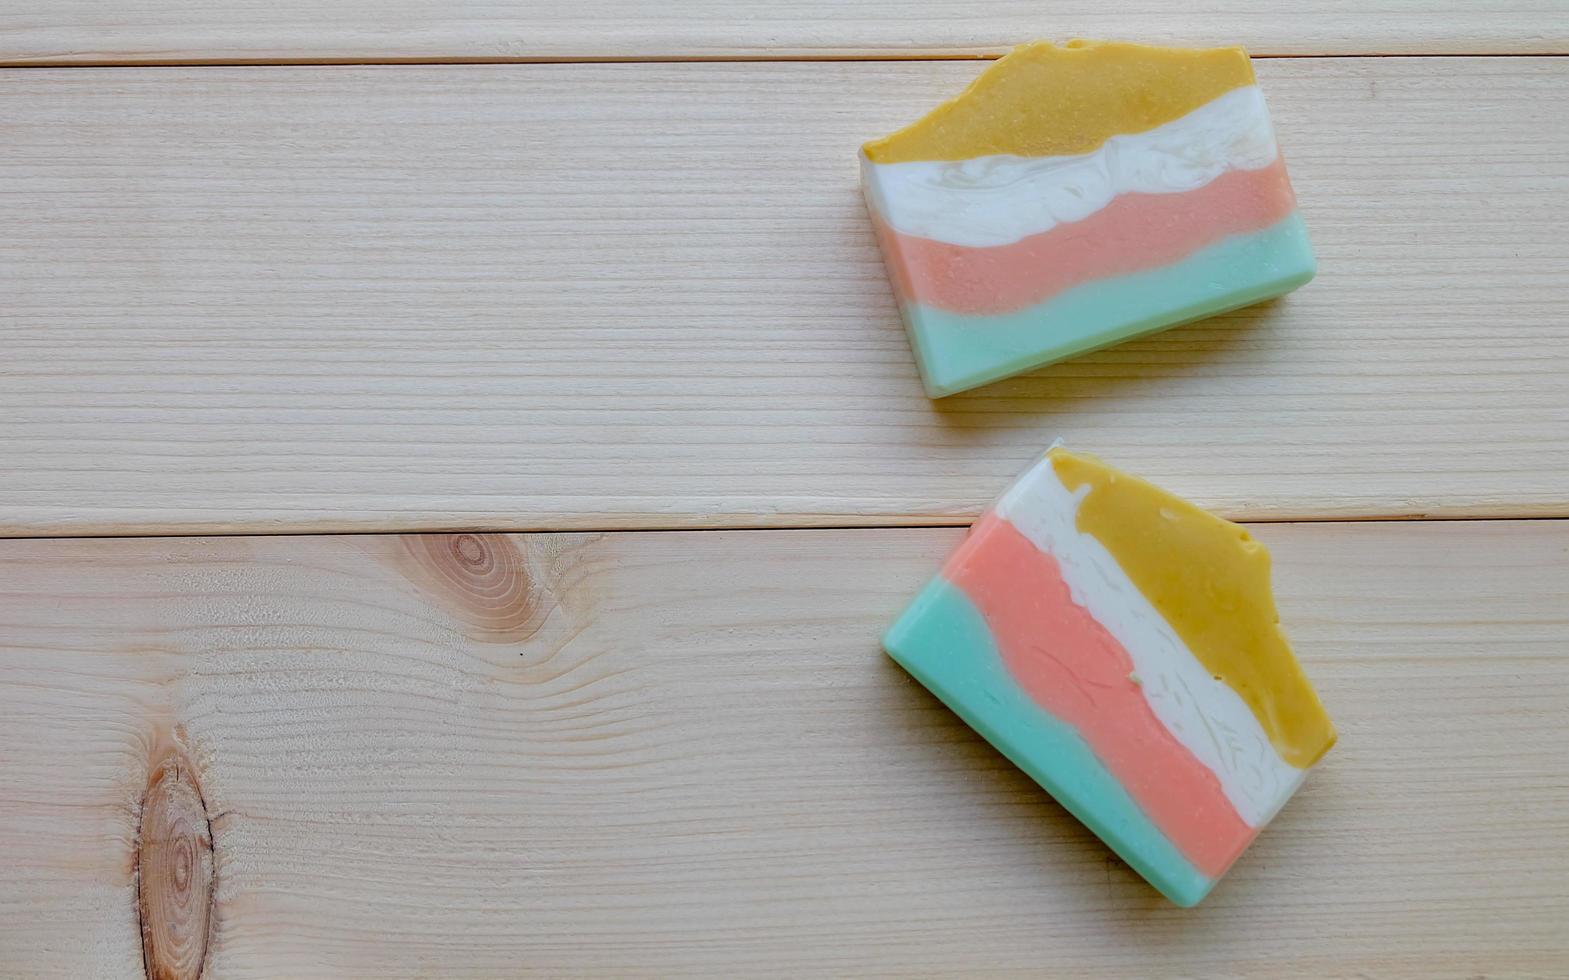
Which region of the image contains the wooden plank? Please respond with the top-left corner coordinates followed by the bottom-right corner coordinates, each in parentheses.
top-left (2, 58), bottom-right (1567, 535)
top-left (1, 0), bottom-right (1566, 63)
top-left (0, 521), bottom-right (1564, 976)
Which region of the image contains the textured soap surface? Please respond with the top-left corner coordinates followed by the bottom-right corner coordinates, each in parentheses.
top-left (861, 40), bottom-right (1317, 397)
top-left (882, 447), bottom-right (1336, 906)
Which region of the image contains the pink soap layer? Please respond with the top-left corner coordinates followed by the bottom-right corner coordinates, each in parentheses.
top-left (944, 512), bottom-right (1255, 877)
top-left (876, 157), bottom-right (1298, 316)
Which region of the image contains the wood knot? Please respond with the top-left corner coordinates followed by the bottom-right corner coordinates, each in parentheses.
top-left (399, 533), bottom-right (553, 643)
top-left (137, 757), bottom-right (213, 980)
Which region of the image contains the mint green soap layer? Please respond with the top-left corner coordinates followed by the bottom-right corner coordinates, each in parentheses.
top-left (906, 212), bottom-right (1316, 397)
top-left (883, 578), bottom-right (1212, 907)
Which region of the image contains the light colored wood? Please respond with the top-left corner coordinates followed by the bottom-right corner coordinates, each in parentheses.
top-left (3, 58), bottom-right (1567, 536)
top-left (0, 522), bottom-right (1564, 977)
top-left (1, 0), bottom-right (1566, 64)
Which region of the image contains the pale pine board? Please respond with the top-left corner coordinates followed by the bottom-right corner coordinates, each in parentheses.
top-left (1, 0), bottom-right (1566, 63)
top-left (0, 522), bottom-right (1565, 977)
top-left (2, 59), bottom-right (1567, 535)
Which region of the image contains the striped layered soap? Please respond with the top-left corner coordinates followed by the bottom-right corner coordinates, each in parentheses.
top-left (861, 40), bottom-right (1317, 398)
top-left (883, 447), bottom-right (1336, 906)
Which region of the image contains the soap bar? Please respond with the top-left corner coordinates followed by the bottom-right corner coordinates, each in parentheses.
top-left (882, 447), bottom-right (1335, 906)
top-left (861, 40), bottom-right (1316, 398)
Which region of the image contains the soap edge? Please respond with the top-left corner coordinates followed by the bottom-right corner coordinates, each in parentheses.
top-left (881, 577), bottom-right (1215, 907)
top-left (860, 39), bottom-right (1255, 164)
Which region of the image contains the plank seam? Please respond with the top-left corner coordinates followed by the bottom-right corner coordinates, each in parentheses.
top-left (2, 51), bottom-right (1568, 68)
top-left (0, 513), bottom-right (1565, 543)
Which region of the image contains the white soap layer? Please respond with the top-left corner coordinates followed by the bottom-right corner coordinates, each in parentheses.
top-left (995, 455), bottom-right (1305, 827)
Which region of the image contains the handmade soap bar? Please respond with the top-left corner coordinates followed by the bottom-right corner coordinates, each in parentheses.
top-left (882, 447), bottom-right (1335, 905)
top-left (861, 40), bottom-right (1316, 397)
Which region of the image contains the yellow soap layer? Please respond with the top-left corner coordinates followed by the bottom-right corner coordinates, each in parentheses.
top-left (862, 40), bottom-right (1256, 164)
top-left (1049, 447), bottom-right (1336, 768)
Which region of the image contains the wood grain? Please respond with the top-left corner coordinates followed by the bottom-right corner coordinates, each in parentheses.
top-left (3, 58), bottom-right (1568, 535)
top-left (1, 0), bottom-right (1566, 64)
top-left (0, 522), bottom-right (1564, 977)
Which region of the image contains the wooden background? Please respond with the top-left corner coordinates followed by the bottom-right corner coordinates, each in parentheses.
top-left (2, 3), bottom-right (1567, 977)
